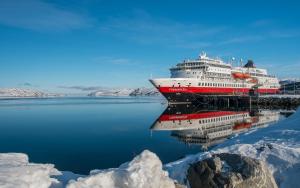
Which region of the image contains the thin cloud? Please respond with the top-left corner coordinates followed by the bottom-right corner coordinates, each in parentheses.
top-left (99, 10), bottom-right (226, 49)
top-left (218, 35), bottom-right (264, 45)
top-left (269, 30), bottom-right (300, 38)
top-left (92, 56), bottom-right (139, 66)
top-left (0, 0), bottom-right (92, 31)
top-left (260, 62), bottom-right (300, 78)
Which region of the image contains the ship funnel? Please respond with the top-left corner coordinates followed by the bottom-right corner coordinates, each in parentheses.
top-left (244, 60), bottom-right (255, 68)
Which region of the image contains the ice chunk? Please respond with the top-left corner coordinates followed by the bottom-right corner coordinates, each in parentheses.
top-left (67, 150), bottom-right (175, 188)
top-left (0, 153), bottom-right (61, 188)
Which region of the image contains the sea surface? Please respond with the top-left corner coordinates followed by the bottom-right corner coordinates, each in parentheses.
top-left (0, 97), bottom-right (295, 174)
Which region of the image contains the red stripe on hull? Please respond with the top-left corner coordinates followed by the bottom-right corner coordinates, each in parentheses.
top-left (159, 111), bottom-right (247, 121)
top-left (158, 87), bottom-right (279, 95)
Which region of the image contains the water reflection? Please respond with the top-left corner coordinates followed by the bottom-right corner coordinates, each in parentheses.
top-left (151, 104), bottom-right (294, 149)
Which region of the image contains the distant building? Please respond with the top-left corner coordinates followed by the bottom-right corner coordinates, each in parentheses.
top-left (280, 81), bottom-right (300, 94)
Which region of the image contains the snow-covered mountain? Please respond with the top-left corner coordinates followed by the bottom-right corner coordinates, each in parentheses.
top-left (88, 87), bottom-right (160, 97)
top-left (87, 88), bottom-right (135, 96)
top-left (129, 87), bottom-right (160, 96)
top-left (0, 88), bottom-right (46, 97)
top-left (0, 88), bottom-right (64, 98)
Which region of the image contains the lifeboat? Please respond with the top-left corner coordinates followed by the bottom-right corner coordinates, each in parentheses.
top-left (249, 78), bottom-right (258, 83)
top-left (232, 72), bottom-right (251, 79)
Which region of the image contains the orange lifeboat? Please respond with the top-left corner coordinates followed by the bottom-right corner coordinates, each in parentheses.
top-left (249, 78), bottom-right (258, 83)
top-left (232, 72), bottom-right (251, 79)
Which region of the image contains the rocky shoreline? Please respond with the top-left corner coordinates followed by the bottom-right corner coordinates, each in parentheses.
top-left (187, 153), bottom-right (277, 188)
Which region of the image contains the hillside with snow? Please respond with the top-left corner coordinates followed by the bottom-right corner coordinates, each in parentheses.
top-left (129, 87), bottom-right (160, 96)
top-left (87, 88), bottom-right (135, 96)
top-left (0, 88), bottom-right (46, 98)
top-left (88, 87), bottom-right (160, 97)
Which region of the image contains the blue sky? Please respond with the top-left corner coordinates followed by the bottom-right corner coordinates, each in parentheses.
top-left (0, 0), bottom-right (299, 92)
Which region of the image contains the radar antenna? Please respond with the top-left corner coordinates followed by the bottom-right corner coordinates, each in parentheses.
top-left (199, 51), bottom-right (207, 58)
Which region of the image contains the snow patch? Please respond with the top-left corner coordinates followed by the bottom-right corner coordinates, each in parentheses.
top-left (66, 150), bottom-right (175, 188)
top-left (0, 153), bottom-right (61, 188)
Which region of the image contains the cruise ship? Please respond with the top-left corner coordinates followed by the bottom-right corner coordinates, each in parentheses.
top-left (150, 52), bottom-right (280, 102)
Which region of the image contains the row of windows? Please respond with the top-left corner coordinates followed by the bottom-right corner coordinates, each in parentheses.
top-left (198, 114), bottom-right (248, 124)
top-left (207, 73), bottom-right (231, 79)
top-left (197, 82), bottom-right (247, 88)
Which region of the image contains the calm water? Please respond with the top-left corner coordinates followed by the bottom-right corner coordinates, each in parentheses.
top-left (0, 97), bottom-right (293, 174)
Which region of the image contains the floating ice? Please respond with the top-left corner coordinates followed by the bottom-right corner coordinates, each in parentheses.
top-left (0, 153), bottom-right (61, 188)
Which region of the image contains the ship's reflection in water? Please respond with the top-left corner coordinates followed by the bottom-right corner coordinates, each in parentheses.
top-left (151, 104), bottom-right (294, 150)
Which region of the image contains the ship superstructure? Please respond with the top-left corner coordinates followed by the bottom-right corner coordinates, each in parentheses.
top-left (150, 52), bottom-right (280, 102)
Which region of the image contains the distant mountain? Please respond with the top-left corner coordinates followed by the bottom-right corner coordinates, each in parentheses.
top-left (0, 88), bottom-right (63, 98)
top-left (88, 87), bottom-right (160, 97)
top-left (129, 87), bottom-right (160, 96)
top-left (87, 88), bottom-right (135, 96)
top-left (0, 88), bottom-right (45, 97)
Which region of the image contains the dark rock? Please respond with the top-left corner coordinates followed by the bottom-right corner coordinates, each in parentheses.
top-left (187, 153), bottom-right (278, 188)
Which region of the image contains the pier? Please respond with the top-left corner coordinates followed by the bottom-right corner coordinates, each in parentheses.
top-left (168, 94), bottom-right (300, 108)
top-left (255, 95), bottom-right (300, 107)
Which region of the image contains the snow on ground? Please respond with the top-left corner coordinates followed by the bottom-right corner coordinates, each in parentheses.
top-left (66, 150), bottom-right (175, 188)
top-left (0, 151), bottom-right (175, 188)
top-left (0, 153), bottom-right (61, 188)
top-left (165, 108), bottom-right (300, 188)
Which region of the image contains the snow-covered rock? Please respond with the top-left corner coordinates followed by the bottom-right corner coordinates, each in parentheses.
top-left (0, 88), bottom-right (45, 98)
top-left (187, 153), bottom-right (278, 188)
top-left (66, 150), bottom-right (175, 188)
top-left (0, 153), bottom-right (61, 188)
top-left (129, 87), bottom-right (160, 96)
top-left (0, 150), bottom-right (175, 188)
